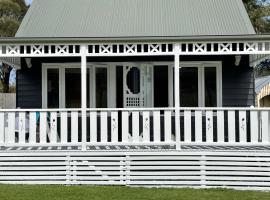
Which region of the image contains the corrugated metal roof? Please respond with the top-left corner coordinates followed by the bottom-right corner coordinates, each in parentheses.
top-left (255, 76), bottom-right (270, 94)
top-left (16, 0), bottom-right (255, 38)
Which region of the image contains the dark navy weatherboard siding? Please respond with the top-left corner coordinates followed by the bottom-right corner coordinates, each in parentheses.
top-left (16, 56), bottom-right (254, 108)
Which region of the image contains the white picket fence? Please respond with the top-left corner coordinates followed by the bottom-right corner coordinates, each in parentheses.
top-left (0, 107), bottom-right (270, 147)
top-left (0, 93), bottom-right (16, 109)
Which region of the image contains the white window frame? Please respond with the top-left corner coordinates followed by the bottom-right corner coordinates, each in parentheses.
top-left (42, 63), bottom-right (116, 108)
top-left (176, 61), bottom-right (223, 107)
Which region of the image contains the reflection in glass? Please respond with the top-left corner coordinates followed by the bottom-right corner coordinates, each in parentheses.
top-left (96, 68), bottom-right (107, 108)
top-left (47, 69), bottom-right (59, 108)
top-left (65, 68), bottom-right (81, 108)
top-left (180, 67), bottom-right (198, 107)
top-left (127, 67), bottom-right (140, 94)
top-left (205, 67), bottom-right (217, 107)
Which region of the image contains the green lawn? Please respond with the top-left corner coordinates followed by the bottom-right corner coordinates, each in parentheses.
top-left (0, 185), bottom-right (269, 200)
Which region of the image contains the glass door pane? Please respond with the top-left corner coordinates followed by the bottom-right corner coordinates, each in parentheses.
top-left (96, 68), bottom-right (107, 108)
top-left (47, 69), bottom-right (59, 108)
top-left (205, 67), bottom-right (217, 107)
top-left (180, 67), bottom-right (198, 107)
top-left (65, 68), bottom-right (81, 108)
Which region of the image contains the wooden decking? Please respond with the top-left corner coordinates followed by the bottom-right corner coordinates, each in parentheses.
top-left (1, 144), bottom-right (270, 152)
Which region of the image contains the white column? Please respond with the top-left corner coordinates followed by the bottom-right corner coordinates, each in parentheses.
top-left (81, 45), bottom-right (87, 150)
top-left (174, 44), bottom-right (181, 150)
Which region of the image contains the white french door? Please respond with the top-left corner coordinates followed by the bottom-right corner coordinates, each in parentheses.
top-left (123, 64), bottom-right (153, 108)
top-left (42, 64), bottom-right (115, 108)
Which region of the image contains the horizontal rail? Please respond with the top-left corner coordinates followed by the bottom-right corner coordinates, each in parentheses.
top-left (1, 107), bottom-right (270, 112)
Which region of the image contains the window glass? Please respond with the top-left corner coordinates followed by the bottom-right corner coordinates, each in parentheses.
top-left (127, 67), bottom-right (140, 94)
top-left (96, 68), bottom-right (107, 108)
top-left (205, 67), bottom-right (217, 107)
top-left (180, 67), bottom-right (198, 107)
top-left (47, 69), bottom-right (59, 108)
top-left (65, 68), bottom-right (81, 108)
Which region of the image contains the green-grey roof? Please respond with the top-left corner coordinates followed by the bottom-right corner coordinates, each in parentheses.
top-left (16, 0), bottom-right (255, 38)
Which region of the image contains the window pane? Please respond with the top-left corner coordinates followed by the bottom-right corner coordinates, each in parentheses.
top-left (65, 68), bottom-right (81, 108)
top-left (205, 67), bottom-right (217, 107)
top-left (127, 67), bottom-right (140, 94)
top-left (180, 67), bottom-right (198, 107)
top-left (87, 69), bottom-right (90, 108)
top-left (96, 68), bottom-right (107, 108)
top-left (47, 69), bottom-right (59, 108)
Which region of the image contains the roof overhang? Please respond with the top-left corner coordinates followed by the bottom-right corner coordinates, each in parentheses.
top-left (0, 34), bottom-right (268, 44)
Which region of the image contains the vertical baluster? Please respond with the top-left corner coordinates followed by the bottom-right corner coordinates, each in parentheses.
top-left (111, 112), bottom-right (118, 143)
top-left (153, 111), bottom-right (160, 142)
top-left (8, 112), bottom-right (15, 143)
top-left (250, 110), bottom-right (259, 143)
top-left (206, 111), bottom-right (213, 142)
top-left (60, 112), bottom-right (68, 143)
top-left (143, 111), bottom-right (150, 142)
top-left (164, 111), bottom-right (172, 142)
top-left (100, 112), bottom-right (108, 142)
top-left (239, 111), bottom-right (247, 143)
top-left (261, 111), bottom-right (269, 143)
top-left (132, 112), bottom-right (140, 143)
top-left (195, 111), bottom-right (202, 142)
top-left (0, 112), bottom-right (4, 144)
top-left (184, 110), bottom-right (192, 142)
top-left (39, 112), bottom-right (47, 143)
top-left (217, 110), bottom-right (225, 142)
top-left (228, 111), bottom-right (236, 143)
top-left (18, 112), bottom-right (26, 144)
top-left (122, 111), bottom-right (129, 143)
top-left (29, 112), bottom-right (36, 144)
top-left (50, 112), bottom-right (58, 143)
top-left (71, 111), bottom-right (78, 143)
top-left (90, 111), bottom-right (97, 142)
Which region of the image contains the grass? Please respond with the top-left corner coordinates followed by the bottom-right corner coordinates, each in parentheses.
top-left (0, 185), bottom-right (269, 200)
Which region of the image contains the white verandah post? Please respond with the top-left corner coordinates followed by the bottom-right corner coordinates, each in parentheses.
top-left (81, 45), bottom-right (87, 150)
top-left (174, 44), bottom-right (181, 150)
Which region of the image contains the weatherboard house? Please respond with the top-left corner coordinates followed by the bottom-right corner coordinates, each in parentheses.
top-left (0, 0), bottom-right (270, 189)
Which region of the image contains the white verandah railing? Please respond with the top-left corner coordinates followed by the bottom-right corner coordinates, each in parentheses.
top-left (0, 107), bottom-right (269, 148)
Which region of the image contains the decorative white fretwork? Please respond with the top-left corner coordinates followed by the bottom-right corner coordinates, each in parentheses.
top-left (0, 44), bottom-right (80, 57)
top-left (0, 41), bottom-right (270, 57)
top-left (179, 41), bottom-right (270, 55)
top-left (88, 43), bottom-right (173, 56)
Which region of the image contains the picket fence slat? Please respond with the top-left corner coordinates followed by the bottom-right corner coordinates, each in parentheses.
top-left (90, 112), bottom-right (97, 142)
top-left (143, 111), bottom-right (150, 142)
top-left (250, 111), bottom-right (259, 143)
top-left (132, 112), bottom-right (140, 143)
top-left (228, 111), bottom-right (235, 142)
top-left (100, 112), bottom-right (108, 142)
top-left (153, 111), bottom-right (160, 142)
top-left (60, 112), bottom-right (68, 143)
top-left (29, 112), bottom-right (36, 143)
top-left (121, 111), bottom-right (129, 143)
top-left (71, 111), bottom-right (78, 143)
top-left (184, 111), bottom-right (191, 142)
top-left (195, 111), bottom-right (202, 142)
top-left (0, 113), bottom-right (4, 143)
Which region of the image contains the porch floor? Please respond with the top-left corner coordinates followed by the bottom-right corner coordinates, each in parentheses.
top-left (1, 144), bottom-right (270, 152)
